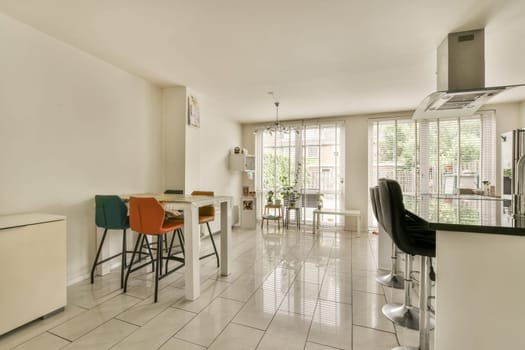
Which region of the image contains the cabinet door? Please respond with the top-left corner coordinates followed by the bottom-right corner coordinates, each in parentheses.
top-left (0, 220), bottom-right (66, 335)
top-left (245, 156), bottom-right (255, 171)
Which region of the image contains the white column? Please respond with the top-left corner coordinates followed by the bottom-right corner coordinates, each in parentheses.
top-left (184, 203), bottom-right (200, 300)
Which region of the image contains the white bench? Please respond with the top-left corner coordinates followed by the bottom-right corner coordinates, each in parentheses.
top-left (313, 208), bottom-right (361, 236)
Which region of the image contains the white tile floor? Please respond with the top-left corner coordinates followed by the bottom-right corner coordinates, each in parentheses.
top-left (0, 225), bottom-right (426, 350)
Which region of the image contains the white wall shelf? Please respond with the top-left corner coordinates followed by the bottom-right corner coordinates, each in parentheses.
top-left (229, 150), bottom-right (255, 172)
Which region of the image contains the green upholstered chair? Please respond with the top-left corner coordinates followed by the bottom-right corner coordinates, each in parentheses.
top-left (91, 195), bottom-right (131, 288)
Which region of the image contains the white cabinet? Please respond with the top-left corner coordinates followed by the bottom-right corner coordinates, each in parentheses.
top-left (0, 214), bottom-right (66, 335)
top-left (240, 197), bottom-right (256, 229)
top-left (229, 151), bottom-right (255, 172)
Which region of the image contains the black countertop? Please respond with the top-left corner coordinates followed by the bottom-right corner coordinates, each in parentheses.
top-left (404, 195), bottom-right (525, 236)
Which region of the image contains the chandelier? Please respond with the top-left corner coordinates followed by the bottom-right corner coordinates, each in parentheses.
top-left (255, 92), bottom-right (299, 135)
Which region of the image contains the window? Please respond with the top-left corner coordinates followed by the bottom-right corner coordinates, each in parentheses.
top-left (368, 111), bottom-right (496, 225)
top-left (255, 122), bottom-right (345, 225)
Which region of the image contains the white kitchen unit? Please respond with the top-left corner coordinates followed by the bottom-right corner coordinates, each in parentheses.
top-left (240, 196), bottom-right (256, 229)
top-left (229, 150), bottom-right (255, 172)
top-left (0, 213), bottom-right (66, 335)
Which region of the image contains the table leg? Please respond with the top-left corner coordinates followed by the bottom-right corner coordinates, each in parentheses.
top-left (357, 215), bottom-right (361, 237)
top-left (220, 200), bottom-right (231, 276)
top-left (184, 204), bottom-right (200, 300)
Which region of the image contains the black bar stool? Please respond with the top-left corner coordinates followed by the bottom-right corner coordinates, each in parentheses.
top-left (378, 179), bottom-right (435, 350)
top-left (370, 187), bottom-right (404, 289)
top-left (372, 186), bottom-right (421, 330)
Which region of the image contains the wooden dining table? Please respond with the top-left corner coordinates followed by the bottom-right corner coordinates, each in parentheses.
top-left (121, 193), bottom-right (232, 300)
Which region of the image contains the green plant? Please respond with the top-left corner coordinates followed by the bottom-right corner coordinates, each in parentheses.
top-left (266, 190), bottom-right (274, 203)
top-left (280, 185), bottom-right (299, 202)
top-left (279, 162), bottom-right (302, 204)
top-left (318, 193), bottom-right (324, 209)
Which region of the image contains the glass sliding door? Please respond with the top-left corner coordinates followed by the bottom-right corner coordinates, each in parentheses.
top-left (259, 122), bottom-right (345, 226)
top-left (302, 124), bottom-right (344, 225)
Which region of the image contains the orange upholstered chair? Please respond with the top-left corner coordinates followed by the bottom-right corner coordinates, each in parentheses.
top-left (125, 197), bottom-right (184, 302)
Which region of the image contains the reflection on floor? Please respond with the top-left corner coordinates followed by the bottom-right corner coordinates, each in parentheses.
top-left (0, 225), bottom-right (425, 350)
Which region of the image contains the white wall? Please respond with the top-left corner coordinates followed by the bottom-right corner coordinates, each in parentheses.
top-left (197, 101), bottom-right (241, 203)
top-left (521, 101), bottom-right (525, 127)
top-left (162, 88), bottom-right (242, 199)
top-left (0, 13), bottom-right (163, 284)
top-left (162, 87), bottom-right (186, 191)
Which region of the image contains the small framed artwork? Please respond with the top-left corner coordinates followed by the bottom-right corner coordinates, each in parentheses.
top-left (243, 199), bottom-right (254, 211)
top-left (188, 95), bottom-right (200, 127)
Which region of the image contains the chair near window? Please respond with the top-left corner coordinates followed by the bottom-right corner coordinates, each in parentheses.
top-left (124, 197), bottom-right (185, 303)
top-left (261, 204), bottom-right (284, 230)
top-left (91, 195), bottom-right (132, 289)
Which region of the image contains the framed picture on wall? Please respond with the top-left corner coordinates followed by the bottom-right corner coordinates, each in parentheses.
top-left (188, 95), bottom-right (200, 127)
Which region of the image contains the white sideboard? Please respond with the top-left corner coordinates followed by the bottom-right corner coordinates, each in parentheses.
top-left (0, 213), bottom-right (66, 335)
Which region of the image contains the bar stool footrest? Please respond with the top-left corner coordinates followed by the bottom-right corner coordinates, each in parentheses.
top-left (382, 303), bottom-right (421, 331)
top-left (376, 272), bottom-right (405, 289)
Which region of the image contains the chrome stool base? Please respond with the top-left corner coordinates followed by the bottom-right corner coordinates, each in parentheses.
top-left (382, 303), bottom-right (420, 330)
top-left (376, 271), bottom-right (405, 289)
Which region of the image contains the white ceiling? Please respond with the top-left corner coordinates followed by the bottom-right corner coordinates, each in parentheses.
top-left (1, 0), bottom-right (524, 123)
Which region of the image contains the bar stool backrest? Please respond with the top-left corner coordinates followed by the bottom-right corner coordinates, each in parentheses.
top-left (372, 187), bottom-right (384, 230)
top-left (192, 191), bottom-right (215, 217)
top-left (95, 195), bottom-right (129, 230)
top-left (378, 178), bottom-right (435, 257)
top-left (129, 197), bottom-right (166, 235)
top-left (369, 187), bottom-right (382, 229)
top-left (378, 179), bottom-right (413, 254)
top-left (164, 189), bottom-right (184, 194)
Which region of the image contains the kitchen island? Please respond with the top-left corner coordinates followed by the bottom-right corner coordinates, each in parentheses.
top-left (405, 195), bottom-right (525, 350)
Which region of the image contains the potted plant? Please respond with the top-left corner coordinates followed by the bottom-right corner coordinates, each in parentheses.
top-left (482, 180), bottom-right (490, 195)
top-left (281, 185), bottom-right (300, 207)
top-left (266, 190), bottom-right (274, 204)
top-left (279, 163), bottom-right (302, 208)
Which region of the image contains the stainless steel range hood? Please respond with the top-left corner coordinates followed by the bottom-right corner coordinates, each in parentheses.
top-left (413, 29), bottom-right (514, 119)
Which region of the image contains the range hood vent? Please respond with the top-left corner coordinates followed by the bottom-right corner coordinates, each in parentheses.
top-left (413, 29), bottom-right (512, 119)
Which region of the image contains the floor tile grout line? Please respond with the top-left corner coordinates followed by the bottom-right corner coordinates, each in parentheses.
top-left (2, 305), bottom-right (92, 349)
top-left (10, 228), bottom-right (395, 350)
top-left (113, 316), bottom-right (143, 328)
top-left (47, 292), bottom-right (142, 343)
top-left (303, 243), bottom-right (330, 350)
top-left (200, 297), bottom-right (256, 349)
top-left (369, 229), bottom-right (404, 347)
top-left (229, 321), bottom-right (266, 332)
top-left (307, 339), bottom-right (345, 349)
top-left (48, 316), bottom-right (119, 344)
top-left (353, 323), bottom-right (398, 335)
top-left (109, 300), bottom-right (199, 350)
top-left (254, 238), bottom-right (314, 350)
top-left (159, 335), bottom-right (205, 350)
top-left (45, 330), bottom-right (72, 344)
